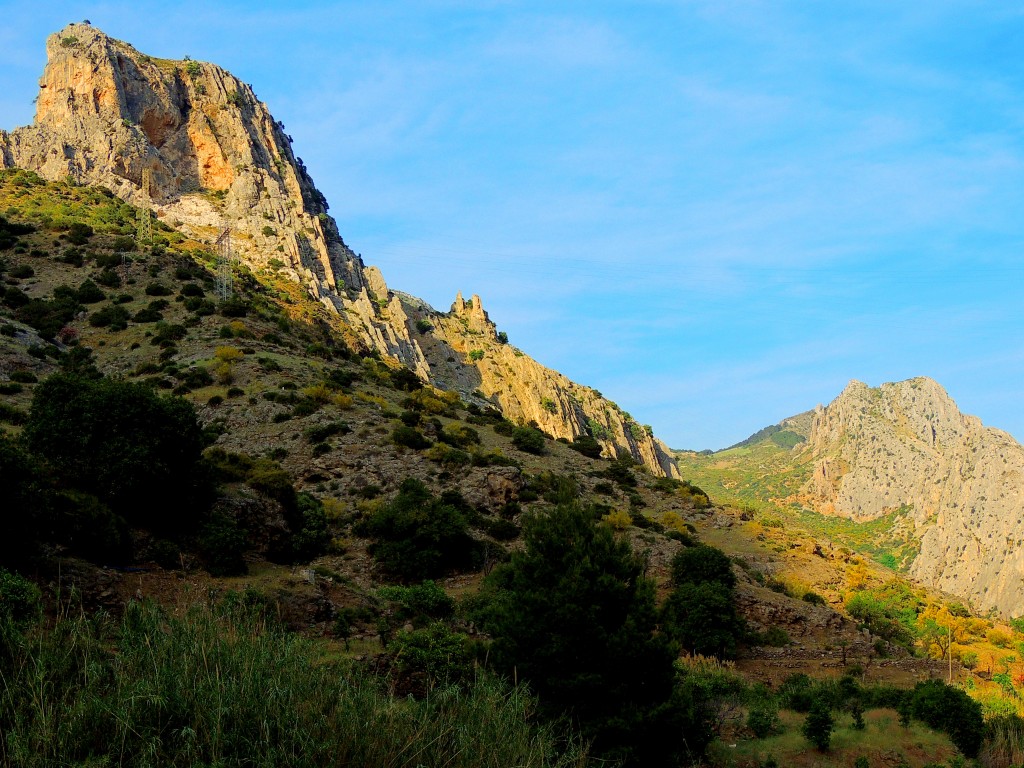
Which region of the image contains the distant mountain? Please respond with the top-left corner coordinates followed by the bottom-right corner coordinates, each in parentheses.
top-left (678, 377), bottom-right (1024, 616)
top-left (0, 23), bottom-right (677, 478)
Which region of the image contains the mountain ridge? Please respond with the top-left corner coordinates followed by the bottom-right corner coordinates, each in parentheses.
top-left (0, 22), bottom-right (678, 478)
top-left (678, 375), bottom-right (1024, 616)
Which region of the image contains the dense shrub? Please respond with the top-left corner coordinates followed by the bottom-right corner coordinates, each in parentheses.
top-left (356, 478), bottom-right (478, 581)
top-left (0, 214), bottom-right (35, 250)
top-left (662, 544), bottom-right (743, 659)
top-left (661, 581), bottom-right (744, 658)
top-left (439, 423), bottom-right (480, 447)
top-left (671, 544), bottom-right (736, 589)
top-left (802, 698), bottom-right (834, 751)
top-left (511, 426), bottom-right (546, 455)
top-left (569, 434), bottom-right (603, 458)
top-left (803, 591), bottom-right (827, 606)
top-left (52, 490), bottom-right (129, 561)
top-left (603, 457), bottom-right (637, 487)
top-left (66, 221), bottom-right (93, 244)
top-left (15, 295), bottom-right (81, 338)
top-left (75, 279), bottom-right (105, 304)
top-left (908, 679), bottom-right (984, 757)
top-left (0, 569), bottom-right (42, 628)
top-left (290, 492), bottom-right (330, 563)
top-left (386, 623), bottom-right (475, 692)
top-left (392, 425), bottom-right (431, 450)
top-left (747, 702), bottom-right (780, 738)
top-left (378, 580), bottom-right (455, 627)
top-left (198, 512), bottom-right (248, 576)
top-left (23, 373), bottom-right (209, 536)
top-left (88, 304), bottom-right (130, 330)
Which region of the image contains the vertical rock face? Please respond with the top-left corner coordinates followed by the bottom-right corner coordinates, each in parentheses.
top-left (801, 377), bottom-right (1024, 615)
top-left (1, 24), bottom-right (679, 478)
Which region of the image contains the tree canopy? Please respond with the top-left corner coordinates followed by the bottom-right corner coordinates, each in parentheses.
top-left (481, 503), bottom-right (713, 766)
top-left (23, 373), bottom-right (208, 533)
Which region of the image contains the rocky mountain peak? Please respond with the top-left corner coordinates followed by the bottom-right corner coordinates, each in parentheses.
top-left (3, 23), bottom-right (363, 297)
top-left (802, 377), bottom-right (1024, 615)
top-left (0, 25), bottom-right (680, 479)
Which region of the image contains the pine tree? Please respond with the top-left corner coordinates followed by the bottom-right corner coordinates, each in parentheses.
top-left (802, 698), bottom-right (835, 751)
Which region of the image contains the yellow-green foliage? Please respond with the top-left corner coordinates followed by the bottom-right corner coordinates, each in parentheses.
top-left (321, 498), bottom-right (346, 521)
top-left (303, 384), bottom-right (334, 404)
top-left (406, 387), bottom-right (458, 415)
top-left (214, 346), bottom-right (243, 363)
top-left (602, 509), bottom-right (632, 531)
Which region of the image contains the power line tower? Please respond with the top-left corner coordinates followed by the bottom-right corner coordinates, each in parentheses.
top-left (136, 167), bottom-right (153, 245)
top-left (214, 227), bottom-right (233, 300)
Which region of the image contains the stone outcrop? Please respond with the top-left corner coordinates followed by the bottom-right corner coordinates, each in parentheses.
top-left (1, 24), bottom-right (678, 477)
top-left (801, 377), bottom-right (1024, 616)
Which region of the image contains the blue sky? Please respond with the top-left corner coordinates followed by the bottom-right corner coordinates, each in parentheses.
top-left (3, 1), bottom-right (1023, 449)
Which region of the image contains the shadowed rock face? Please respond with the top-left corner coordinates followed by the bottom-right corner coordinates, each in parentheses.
top-left (802, 377), bottom-right (1024, 616)
top-left (1, 23), bottom-right (680, 478)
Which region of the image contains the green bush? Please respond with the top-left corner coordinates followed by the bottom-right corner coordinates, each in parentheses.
top-left (603, 456), bottom-right (637, 487)
top-left (75, 278), bottom-right (105, 304)
top-left (661, 581), bottom-right (743, 658)
top-left (16, 295), bottom-right (82, 338)
top-left (52, 490), bottom-right (129, 561)
top-left (0, 570), bottom-right (42, 628)
top-left (439, 423), bottom-right (480, 448)
top-left (747, 702), bottom-right (779, 738)
top-left (23, 373), bottom-right (209, 537)
top-left (569, 434), bottom-right (603, 458)
top-left (671, 544), bottom-right (736, 589)
top-left (304, 421), bottom-right (350, 443)
top-left (199, 512), bottom-right (247, 576)
top-left (908, 679), bottom-right (984, 757)
top-left (392, 425), bottom-right (431, 450)
top-left (289, 492), bottom-right (329, 563)
top-left (66, 221), bottom-right (93, 244)
top-left (387, 623), bottom-right (474, 692)
top-left (96, 267), bottom-right (121, 287)
top-left (378, 580), bottom-right (455, 626)
top-left (803, 591), bottom-right (827, 606)
top-left (88, 303), bottom-right (130, 329)
top-left (356, 478), bottom-right (478, 582)
top-left (511, 426), bottom-right (546, 455)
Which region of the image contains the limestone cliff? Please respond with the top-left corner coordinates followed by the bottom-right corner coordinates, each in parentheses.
top-left (1, 23), bottom-right (678, 477)
top-left (802, 377), bottom-right (1024, 616)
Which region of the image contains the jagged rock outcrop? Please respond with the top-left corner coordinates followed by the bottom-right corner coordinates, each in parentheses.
top-left (1, 23), bottom-right (678, 477)
top-left (802, 377), bottom-right (1024, 616)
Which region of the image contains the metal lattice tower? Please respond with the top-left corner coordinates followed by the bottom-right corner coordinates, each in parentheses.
top-left (136, 168), bottom-right (153, 245)
top-left (214, 227), bottom-right (233, 300)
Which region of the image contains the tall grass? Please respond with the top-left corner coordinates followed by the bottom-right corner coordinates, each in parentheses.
top-left (978, 715), bottom-right (1024, 768)
top-left (0, 599), bottom-right (588, 767)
